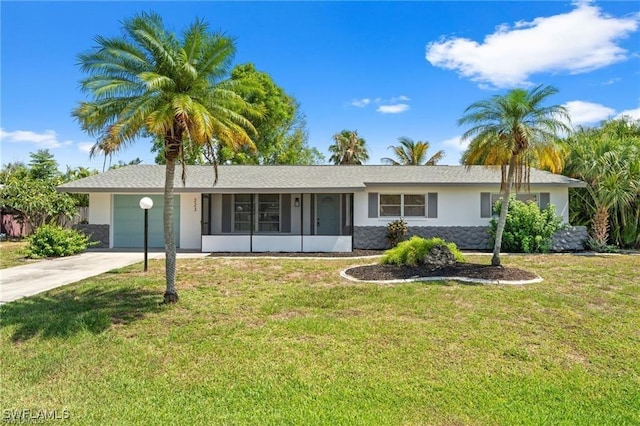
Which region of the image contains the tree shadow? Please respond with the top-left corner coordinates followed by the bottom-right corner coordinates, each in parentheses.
top-left (0, 286), bottom-right (160, 342)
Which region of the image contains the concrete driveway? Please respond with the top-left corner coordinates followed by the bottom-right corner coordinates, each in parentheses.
top-left (0, 251), bottom-right (206, 304)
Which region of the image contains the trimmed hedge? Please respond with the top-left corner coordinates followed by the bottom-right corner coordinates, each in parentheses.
top-left (25, 224), bottom-right (92, 259)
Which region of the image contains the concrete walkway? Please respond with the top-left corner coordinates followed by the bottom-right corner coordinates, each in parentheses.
top-left (0, 251), bottom-right (207, 304)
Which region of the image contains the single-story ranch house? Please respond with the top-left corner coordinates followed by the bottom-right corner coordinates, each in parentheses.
top-left (58, 165), bottom-right (588, 252)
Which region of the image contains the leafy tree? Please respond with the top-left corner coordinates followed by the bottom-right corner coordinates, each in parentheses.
top-left (109, 158), bottom-right (143, 170)
top-left (0, 162), bottom-right (28, 184)
top-left (29, 149), bottom-right (59, 181)
top-left (382, 137), bottom-right (445, 165)
top-left (0, 174), bottom-right (77, 230)
top-left (1, 151), bottom-right (80, 231)
top-left (458, 85), bottom-right (570, 266)
top-left (73, 12), bottom-right (261, 304)
top-left (563, 117), bottom-right (640, 249)
top-left (328, 130), bottom-right (369, 165)
top-left (151, 63), bottom-right (324, 166)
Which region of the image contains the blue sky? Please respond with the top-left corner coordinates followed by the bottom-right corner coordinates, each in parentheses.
top-left (1, 1), bottom-right (639, 171)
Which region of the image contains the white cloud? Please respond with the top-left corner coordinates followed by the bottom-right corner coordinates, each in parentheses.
top-left (441, 135), bottom-right (468, 152)
top-left (349, 96), bottom-right (411, 113)
top-left (426, 2), bottom-right (640, 88)
top-left (563, 100), bottom-right (615, 125)
top-left (377, 104), bottom-right (410, 114)
top-left (390, 95), bottom-right (410, 103)
top-left (438, 135), bottom-right (467, 165)
top-left (77, 142), bottom-right (95, 153)
top-left (351, 98), bottom-right (371, 107)
top-left (0, 128), bottom-right (72, 149)
top-left (616, 107), bottom-right (640, 120)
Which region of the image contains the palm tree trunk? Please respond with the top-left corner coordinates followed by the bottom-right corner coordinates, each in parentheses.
top-left (591, 204), bottom-right (610, 247)
top-left (163, 156), bottom-right (179, 304)
top-left (492, 158), bottom-right (517, 266)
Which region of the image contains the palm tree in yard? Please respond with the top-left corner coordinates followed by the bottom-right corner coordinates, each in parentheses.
top-left (73, 12), bottom-right (261, 304)
top-left (458, 85), bottom-right (571, 266)
top-left (328, 130), bottom-right (369, 165)
top-left (382, 137), bottom-right (445, 165)
top-left (563, 118), bottom-right (640, 249)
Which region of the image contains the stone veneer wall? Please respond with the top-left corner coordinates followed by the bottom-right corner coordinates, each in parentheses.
top-left (73, 224), bottom-right (109, 249)
top-left (353, 225), bottom-right (587, 252)
top-left (551, 226), bottom-right (588, 252)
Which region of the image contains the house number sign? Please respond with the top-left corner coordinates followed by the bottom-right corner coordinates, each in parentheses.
top-left (193, 198), bottom-right (197, 212)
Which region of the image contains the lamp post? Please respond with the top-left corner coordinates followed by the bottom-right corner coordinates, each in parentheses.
top-left (139, 197), bottom-right (153, 272)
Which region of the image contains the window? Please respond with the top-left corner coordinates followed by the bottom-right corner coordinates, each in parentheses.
top-left (481, 192), bottom-right (549, 218)
top-left (404, 194), bottom-right (426, 217)
top-left (491, 193), bottom-right (538, 206)
top-left (233, 194), bottom-right (281, 232)
top-left (380, 194), bottom-right (425, 217)
top-left (380, 194), bottom-right (401, 217)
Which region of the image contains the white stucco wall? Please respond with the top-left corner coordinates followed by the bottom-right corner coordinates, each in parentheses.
top-left (354, 185), bottom-right (570, 227)
top-left (180, 193), bottom-right (201, 250)
top-left (88, 193), bottom-right (112, 225)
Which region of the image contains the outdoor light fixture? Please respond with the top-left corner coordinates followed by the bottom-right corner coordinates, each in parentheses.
top-left (139, 197), bottom-right (153, 272)
top-left (294, 197), bottom-right (300, 207)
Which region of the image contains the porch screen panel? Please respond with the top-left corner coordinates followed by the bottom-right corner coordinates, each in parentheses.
top-left (341, 194), bottom-right (347, 235)
top-left (480, 193), bottom-right (491, 218)
top-left (427, 193), bottom-right (438, 218)
top-left (281, 194), bottom-right (291, 233)
top-left (368, 192), bottom-right (378, 218)
top-left (222, 194), bottom-right (232, 232)
top-left (201, 194), bottom-right (211, 235)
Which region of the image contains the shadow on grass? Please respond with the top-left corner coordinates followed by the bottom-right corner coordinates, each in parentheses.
top-left (0, 286), bottom-right (160, 342)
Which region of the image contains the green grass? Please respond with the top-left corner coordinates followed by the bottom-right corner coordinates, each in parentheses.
top-left (1, 254), bottom-right (639, 425)
top-left (0, 241), bottom-right (29, 269)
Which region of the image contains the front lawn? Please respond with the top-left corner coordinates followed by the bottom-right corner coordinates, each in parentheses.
top-left (0, 241), bottom-right (28, 269)
top-left (1, 254), bottom-right (638, 425)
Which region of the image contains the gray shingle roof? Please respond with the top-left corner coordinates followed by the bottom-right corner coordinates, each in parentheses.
top-left (58, 165), bottom-right (586, 193)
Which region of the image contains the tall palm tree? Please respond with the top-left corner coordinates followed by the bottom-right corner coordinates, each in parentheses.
top-left (328, 130), bottom-right (369, 165)
top-left (381, 137), bottom-right (445, 165)
top-left (563, 118), bottom-right (640, 248)
top-left (73, 13), bottom-right (261, 304)
top-left (458, 85), bottom-right (570, 266)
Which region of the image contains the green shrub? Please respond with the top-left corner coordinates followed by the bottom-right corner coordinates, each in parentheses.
top-left (386, 219), bottom-right (408, 247)
top-left (381, 236), bottom-right (465, 266)
top-left (490, 196), bottom-right (563, 253)
top-left (25, 225), bottom-right (92, 259)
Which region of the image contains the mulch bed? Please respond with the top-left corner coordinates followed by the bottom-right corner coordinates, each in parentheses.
top-left (345, 262), bottom-right (539, 282)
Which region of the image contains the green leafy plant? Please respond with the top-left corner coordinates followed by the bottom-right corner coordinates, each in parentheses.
top-left (24, 225), bottom-right (93, 259)
top-left (490, 196), bottom-right (563, 253)
top-left (381, 236), bottom-right (464, 266)
top-left (386, 219), bottom-right (408, 247)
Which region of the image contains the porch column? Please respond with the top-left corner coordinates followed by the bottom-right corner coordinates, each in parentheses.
top-left (250, 193), bottom-right (254, 253)
top-left (300, 193), bottom-right (304, 252)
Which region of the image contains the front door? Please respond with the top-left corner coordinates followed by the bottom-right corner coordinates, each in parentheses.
top-left (316, 194), bottom-right (340, 235)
